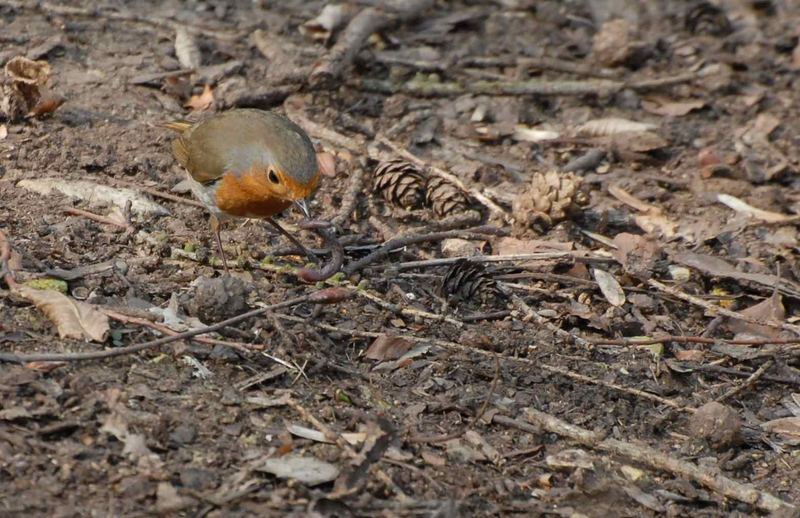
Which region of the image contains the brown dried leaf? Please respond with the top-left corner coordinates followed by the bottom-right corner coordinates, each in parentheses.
top-left (592, 268), bottom-right (626, 307)
top-left (762, 417), bottom-right (800, 440)
top-left (494, 237), bottom-right (574, 255)
top-left (612, 233), bottom-right (661, 277)
top-left (26, 91), bottom-right (64, 118)
top-left (0, 124), bottom-right (6, 140)
top-left (174, 27), bottom-right (201, 69)
top-left (577, 117), bottom-right (656, 137)
top-left (5, 56), bottom-right (50, 85)
top-left (184, 84), bottom-right (214, 112)
top-left (13, 285), bottom-right (109, 342)
top-left (728, 290), bottom-right (785, 339)
top-left (317, 151), bottom-right (337, 177)
top-left (300, 4), bottom-right (354, 41)
top-left (673, 349), bottom-right (705, 362)
top-left (641, 96), bottom-right (706, 116)
top-left (364, 335), bottom-right (413, 361)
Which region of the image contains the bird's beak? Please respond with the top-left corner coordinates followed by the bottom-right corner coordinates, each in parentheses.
top-left (294, 199), bottom-right (310, 218)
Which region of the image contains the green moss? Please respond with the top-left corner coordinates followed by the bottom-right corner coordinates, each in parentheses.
top-left (24, 278), bottom-right (68, 294)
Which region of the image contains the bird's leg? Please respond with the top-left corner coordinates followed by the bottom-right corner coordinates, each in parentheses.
top-left (209, 214), bottom-right (230, 273)
top-left (266, 218), bottom-right (318, 263)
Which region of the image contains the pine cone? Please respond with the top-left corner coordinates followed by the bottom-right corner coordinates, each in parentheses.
top-left (426, 176), bottom-right (471, 217)
top-left (439, 259), bottom-right (500, 303)
top-left (685, 1), bottom-right (732, 36)
top-left (373, 159), bottom-right (427, 210)
top-left (512, 171), bottom-right (582, 230)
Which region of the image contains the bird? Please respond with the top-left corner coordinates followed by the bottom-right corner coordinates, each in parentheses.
top-left (162, 108), bottom-right (321, 271)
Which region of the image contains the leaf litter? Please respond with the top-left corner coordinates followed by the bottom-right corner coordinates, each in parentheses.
top-left (2, 1), bottom-right (800, 516)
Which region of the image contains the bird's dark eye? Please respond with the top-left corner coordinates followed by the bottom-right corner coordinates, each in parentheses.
top-left (268, 169), bottom-right (280, 184)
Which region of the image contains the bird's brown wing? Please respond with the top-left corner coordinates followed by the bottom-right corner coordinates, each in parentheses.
top-left (161, 118), bottom-right (226, 185)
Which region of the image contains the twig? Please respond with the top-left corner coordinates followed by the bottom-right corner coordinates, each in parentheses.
top-left (343, 225), bottom-right (503, 275)
top-left (64, 207), bottom-right (131, 231)
top-left (1, 0), bottom-right (244, 40)
top-left (0, 289), bottom-right (349, 363)
top-left (459, 55), bottom-right (617, 79)
top-left (505, 290), bottom-right (592, 348)
top-left (287, 397), bottom-right (409, 501)
top-left (102, 309), bottom-right (262, 353)
top-left (277, 315), bottom-right (690, 411)
top-left (308, 0), bottom-right (435, 89)
top-left (648, 279), bottom-right (800, 336)
top-left (495, 409), bottom-right (793, 513)
top-left (715, 359), bottom-right (775, 403)
top-left (409, 355), bottom-right (500, 444)
top-left (331, 166), bottom-right (366, 228)
top-left (357, 72), bottom-right (702, 98)
top-left (357, 290), bottom-right (466, 328)
top-left (376, 135), bottom-right (510, 222)
top-left (389, 251), bottom-right (613, 271)
top-left (283, 102), bottom-right (366, 154)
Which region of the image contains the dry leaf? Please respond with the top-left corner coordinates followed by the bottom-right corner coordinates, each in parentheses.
top-left (611, 131), bottom-right (669, 152)
top-left (256, 455), bottom-right (340, 486)
top-left (592, 268), bottom-right (626, 307)
top-left (716, 193), bottom-right (800, 223)
top-left (317, 151), bottom-right (336, 177)
top-left (728, 290), bottom-right (785, 339)
top-left (17, 178), bottom-right (170, 216)
top-left (364, 335), bottom-right (413, 361)
top-left (300, 4), bottom-right (354, 41)
top-left (512, 125), bottom-right (560, 142)
top-left (27, 92), bottom-right (65, 118)
top-left (494, 237), bottom-right (574, 255)
top-left (13, 285), bottom-right (109, 341)
top-left (174, 27), bottom-right (201, 69)
top-left (673, 349), bottom-right (705, 362)
top-left (184, 84), bottom-right (214, 112)
top-left (608, 184), bottom-right (677, 238)
top-left (762, 417), bottom-right (800, 440)
top-left (577, 118), bottom-right (657, 137)
top-left (641, 96), bottom-right (706, 117)
top-left (0, 124), bottom-right (6, 140)
top-left (612, 233), bottom-right (661, 277)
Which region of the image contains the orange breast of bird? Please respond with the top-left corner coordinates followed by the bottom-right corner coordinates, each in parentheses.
top-left (214, 169), bottom-right (292, 219)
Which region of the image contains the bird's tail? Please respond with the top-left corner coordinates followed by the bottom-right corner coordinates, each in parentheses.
top-left (159, 120), bottom-right (194, 133)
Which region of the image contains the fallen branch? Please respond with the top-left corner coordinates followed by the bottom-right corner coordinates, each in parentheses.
top-left (357, 71), bottom-right (702, 98)
top-left (495, 409), bottom-right (793, 513)
top-left (331, 165), bottom-right (366, 228)
top-left (308, 0), bottom-right (435, 89)
top-left (343, 225), bottom-right (504, 275)
top-left (64, 207), bottom-right (131, 231)
top-left (0, 288), bottom-right (352, 363)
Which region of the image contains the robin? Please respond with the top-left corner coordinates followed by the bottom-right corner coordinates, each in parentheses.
top-left (162, 108), bottom-right (321, 271)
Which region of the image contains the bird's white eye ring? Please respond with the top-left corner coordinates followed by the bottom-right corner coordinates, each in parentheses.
top-left (268, 169), bottom-right (280, 184)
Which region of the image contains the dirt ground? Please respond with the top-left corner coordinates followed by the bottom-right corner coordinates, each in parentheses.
top-left (2, 0), bottom-right (800, 516)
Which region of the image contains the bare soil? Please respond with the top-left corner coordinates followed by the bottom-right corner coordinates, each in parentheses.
top-left (2, 1), bottom-right (800, 516)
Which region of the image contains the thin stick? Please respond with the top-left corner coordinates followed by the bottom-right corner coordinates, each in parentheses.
top-left (343, 225), bottom-right (503, 275)
top-left (495, 409), bottom-right (793, 513)
top-left (715, 359), bottom-right (775, 403)
top-left (0, 291), bottom-right (337, 363)
top-left (389, 251), bottom-right (613, 271)
top-left (332, 166), bottom-right (366, 228)
top-left (64, 207), bottom-right (132, 230)
top-left (648, 279), bottom-right (800, 336)
top-left (103, 309), bottom-right (263, 353)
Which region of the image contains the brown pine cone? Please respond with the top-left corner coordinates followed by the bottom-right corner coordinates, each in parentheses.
top-left (439, 259), bottom-right (501, 304)
top-left (425, 176), bottom-right (471, 217)
top-left (512, 171), bottom-right (583, 231)
top-left (373, 159), bottom-right (427, 210)
top-left (685, 1), bottom-right (732, 36)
